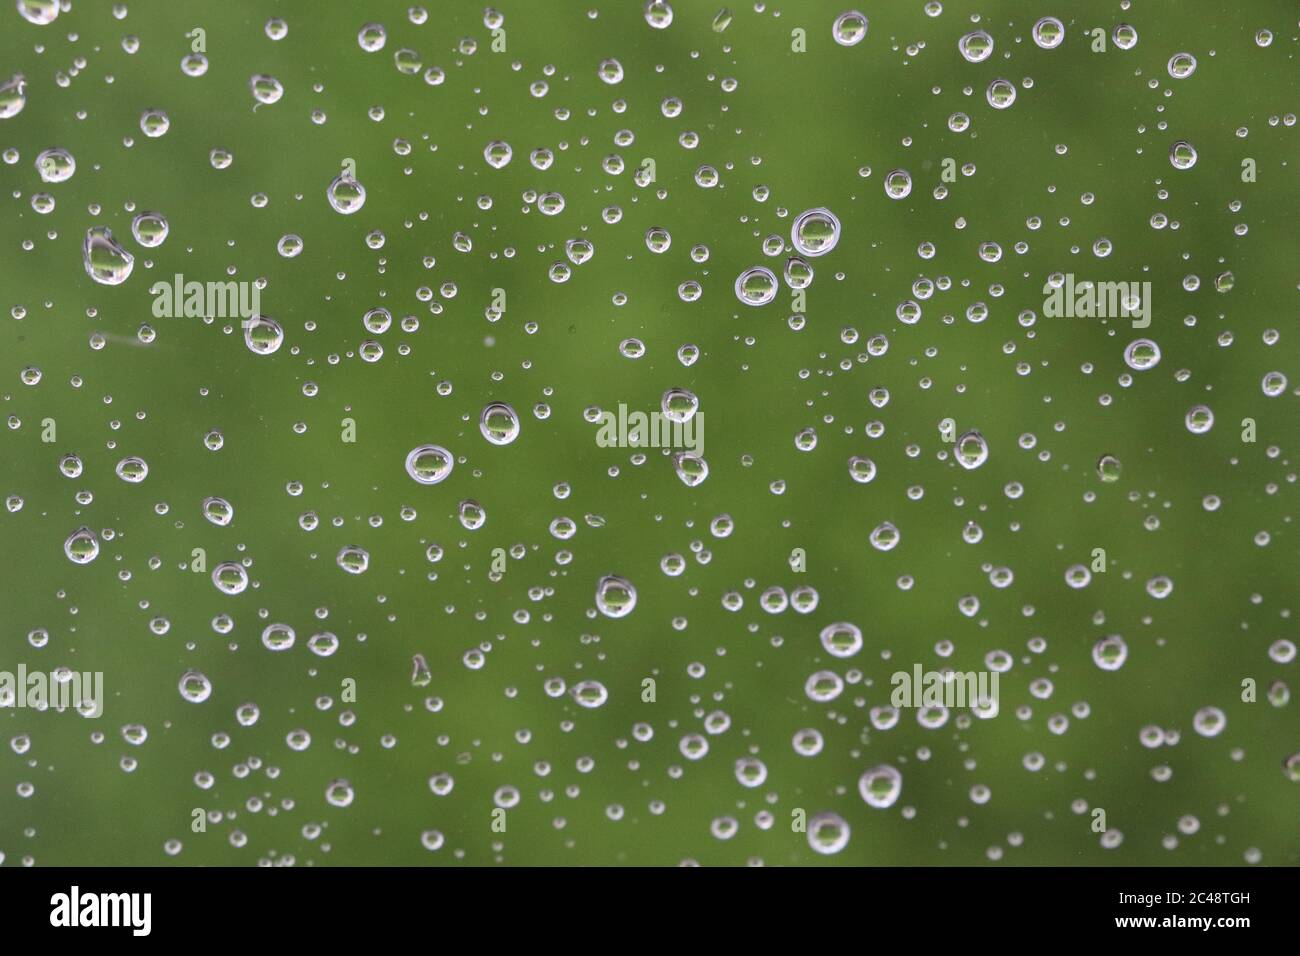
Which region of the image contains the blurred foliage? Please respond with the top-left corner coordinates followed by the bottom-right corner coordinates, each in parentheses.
top-left (0, 0), bottom-right (1297, 866)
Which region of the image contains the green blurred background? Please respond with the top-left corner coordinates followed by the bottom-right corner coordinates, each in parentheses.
top-left (0, 0), bottom-right (1296, 865)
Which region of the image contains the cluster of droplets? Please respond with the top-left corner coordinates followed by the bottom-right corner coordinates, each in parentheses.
top-left (6, 0), bottom-right (1296, 869)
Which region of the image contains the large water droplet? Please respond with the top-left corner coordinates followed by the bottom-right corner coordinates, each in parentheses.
top-left (82, 227), bottom-right (134, 286)
top-left (595, 574), bottom-right (637, 618)
top-left (249, 74), bottom-right (284, 105)
top-left (1167, 52), bottom-right (1197, 78)
top-left (405, 444), bottom-right (454, 484)
top-left (35, 147), bottom-right (74, 183)
top-left (958, 30), bottom-right (994, 62)
top-left (0, 73), bottom-right (26, 119)
top-left (327, 173), bottom-right (367, 214)
top-left (243, 315), bottom-right (284, 355)
top-left (262, 622), bottom-right (296, 651)
top-left (1031, 17), bottom-right (1064, 49)
top-left (1092, 634), bottom-right (1128, 671)
top-left (484, 140), bottom-right (512, 168)
top-left (820, 621), bottom-right (863, 658)
top-left (672, 452), bottom-right (709, 486)
top-left (955, 430), bottom-right (989, 469)
top-left (986, 78), bottom-right (1017, 109)
top-left (644, 0), bottom-right (673, 30)
top-left (336, 545), bottom-right (370, 575)
top-left (211, 561), bottom-right (249, 595)
top-left (832, 11), bottom-right (868, 47)
top-left (479, 403), bottom-right (520, 445)
top-left (178, 669), bottom-right (213, 703)
top-left (791, 207), bottom-right (841, 257)
top-left (16, 0), bottom-right (58, 25)
top-left (130, 211), bottom-right (169, 247)
top-left (1123, 338), bottom-right (1161, 370)
top-left (734, 266), bottom-right (778, 306)
top-left (807, 811), bottom-right (851, 854)
top-left (858, 764), bottom-right (903, 808)
top-left (1169, 140), bottom-right (1198, 170)
top-left (661, 388), bottom-right (699, 423)
top-left (202, 496), bottom-right (234, 526)
top-left (114, 456), bottom-right (148, 483)
top-left (63, 527), bottom-right (99, 564)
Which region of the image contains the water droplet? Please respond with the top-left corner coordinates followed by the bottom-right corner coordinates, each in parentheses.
top-left (1185, 405), bottom-right (1214, 434)
top-left (1167, 52), bottom-right (1197, 79)
top-left (405, 444), bottom-right (454, 484)
top-left (63, 527), bottom-right (99, 564)
top-left (35, 147), bottom-right (74, 182)
top-left (1092, 635), bottom-right (1128, 671)
top-left (986, 78), bottom-right (1017, 109)
top-left (1284, 754), bottom-right (1300, 783)
top-left (595, 574), bottom-right (637, 618)
top-left (139, 108), bottom-right (170, 138)
top-left (884, 168), bottom-right (912, 199)
top-left (0, 73), bottom-right (27, 119)
top-left (479, 403), bottom-right (520, 445)
top-left (202, 496), bottom-right (234, 526)
top-left (672, 452), bottom-right (709, 486)
top-left (661, 388), bottom-right (699, 423)
top-left (571, 680), bottom-right (609, 708)
top-left (484, 140), bottom-right (512, 168)
top-left (358, 23), bottom-right (387, 52)
top-left (249, 74), bottom-right (283, 105)
top-left (955, 430), bottom-right (989, 469)
top-left (130, 211), bottom-right (168, 247)
top-left (327, 173), bottom-right (367, 214)
top-left (820, 621), bottom-right (863, 658)
top-left (178, 670), bottom-right (212, 703)
top-left (211, 562), bottom-right (249, 595)
top-left (115, 456), bottom-right (148, 483)
top-left (1112, 23), bottom-right (1139, 50)
top-left (869, 521), bottom-right (900, 551)
top-left (82, 227), bottom-right (134, 285)
top-left (411, 654), bottom-right (432, 687)
top-left (645, 226), bottom-right (672, 253)
top-left (336, 545), bottom-right (369, 575)
top-left (807, 811), bottom-right (851, 854)
top-left (1032, 17), bottom-right (1064, 49)
top-left (734, 266), bottom-right (778, 306)
top-left (1192, 706), bottom-right (1226, 738)
top-left (1169, 140), bottom-right (1198, 170)
top-left (1123, 338), bottom-right (1161, 370)
top-left (848, 456), bottom-right (876, 483)
top-left (597, 58), bottom-right (624, 85)
top-left (1096, 454), bottom-right (1123, 483)
top-left (457, 499), bottom-right (486, 530)
top-left (261, 622), bottom-right (296, 651)
top-left (325, 779), bottom-right (355, 807)
top-left (243, 315), bottom-right (284, 355)
top-left (832, 11), bottom-right (868, 47)
top-left (859, 764), bottom-right (903, 808)
top-left (644, 0), bottom-right (673, 29)
top-left (16, 0), bottom-right (58, 25)
top-left (958, 30), bottom-right (994, 62)
top-left (790, 207), bottom-right (841, 257)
